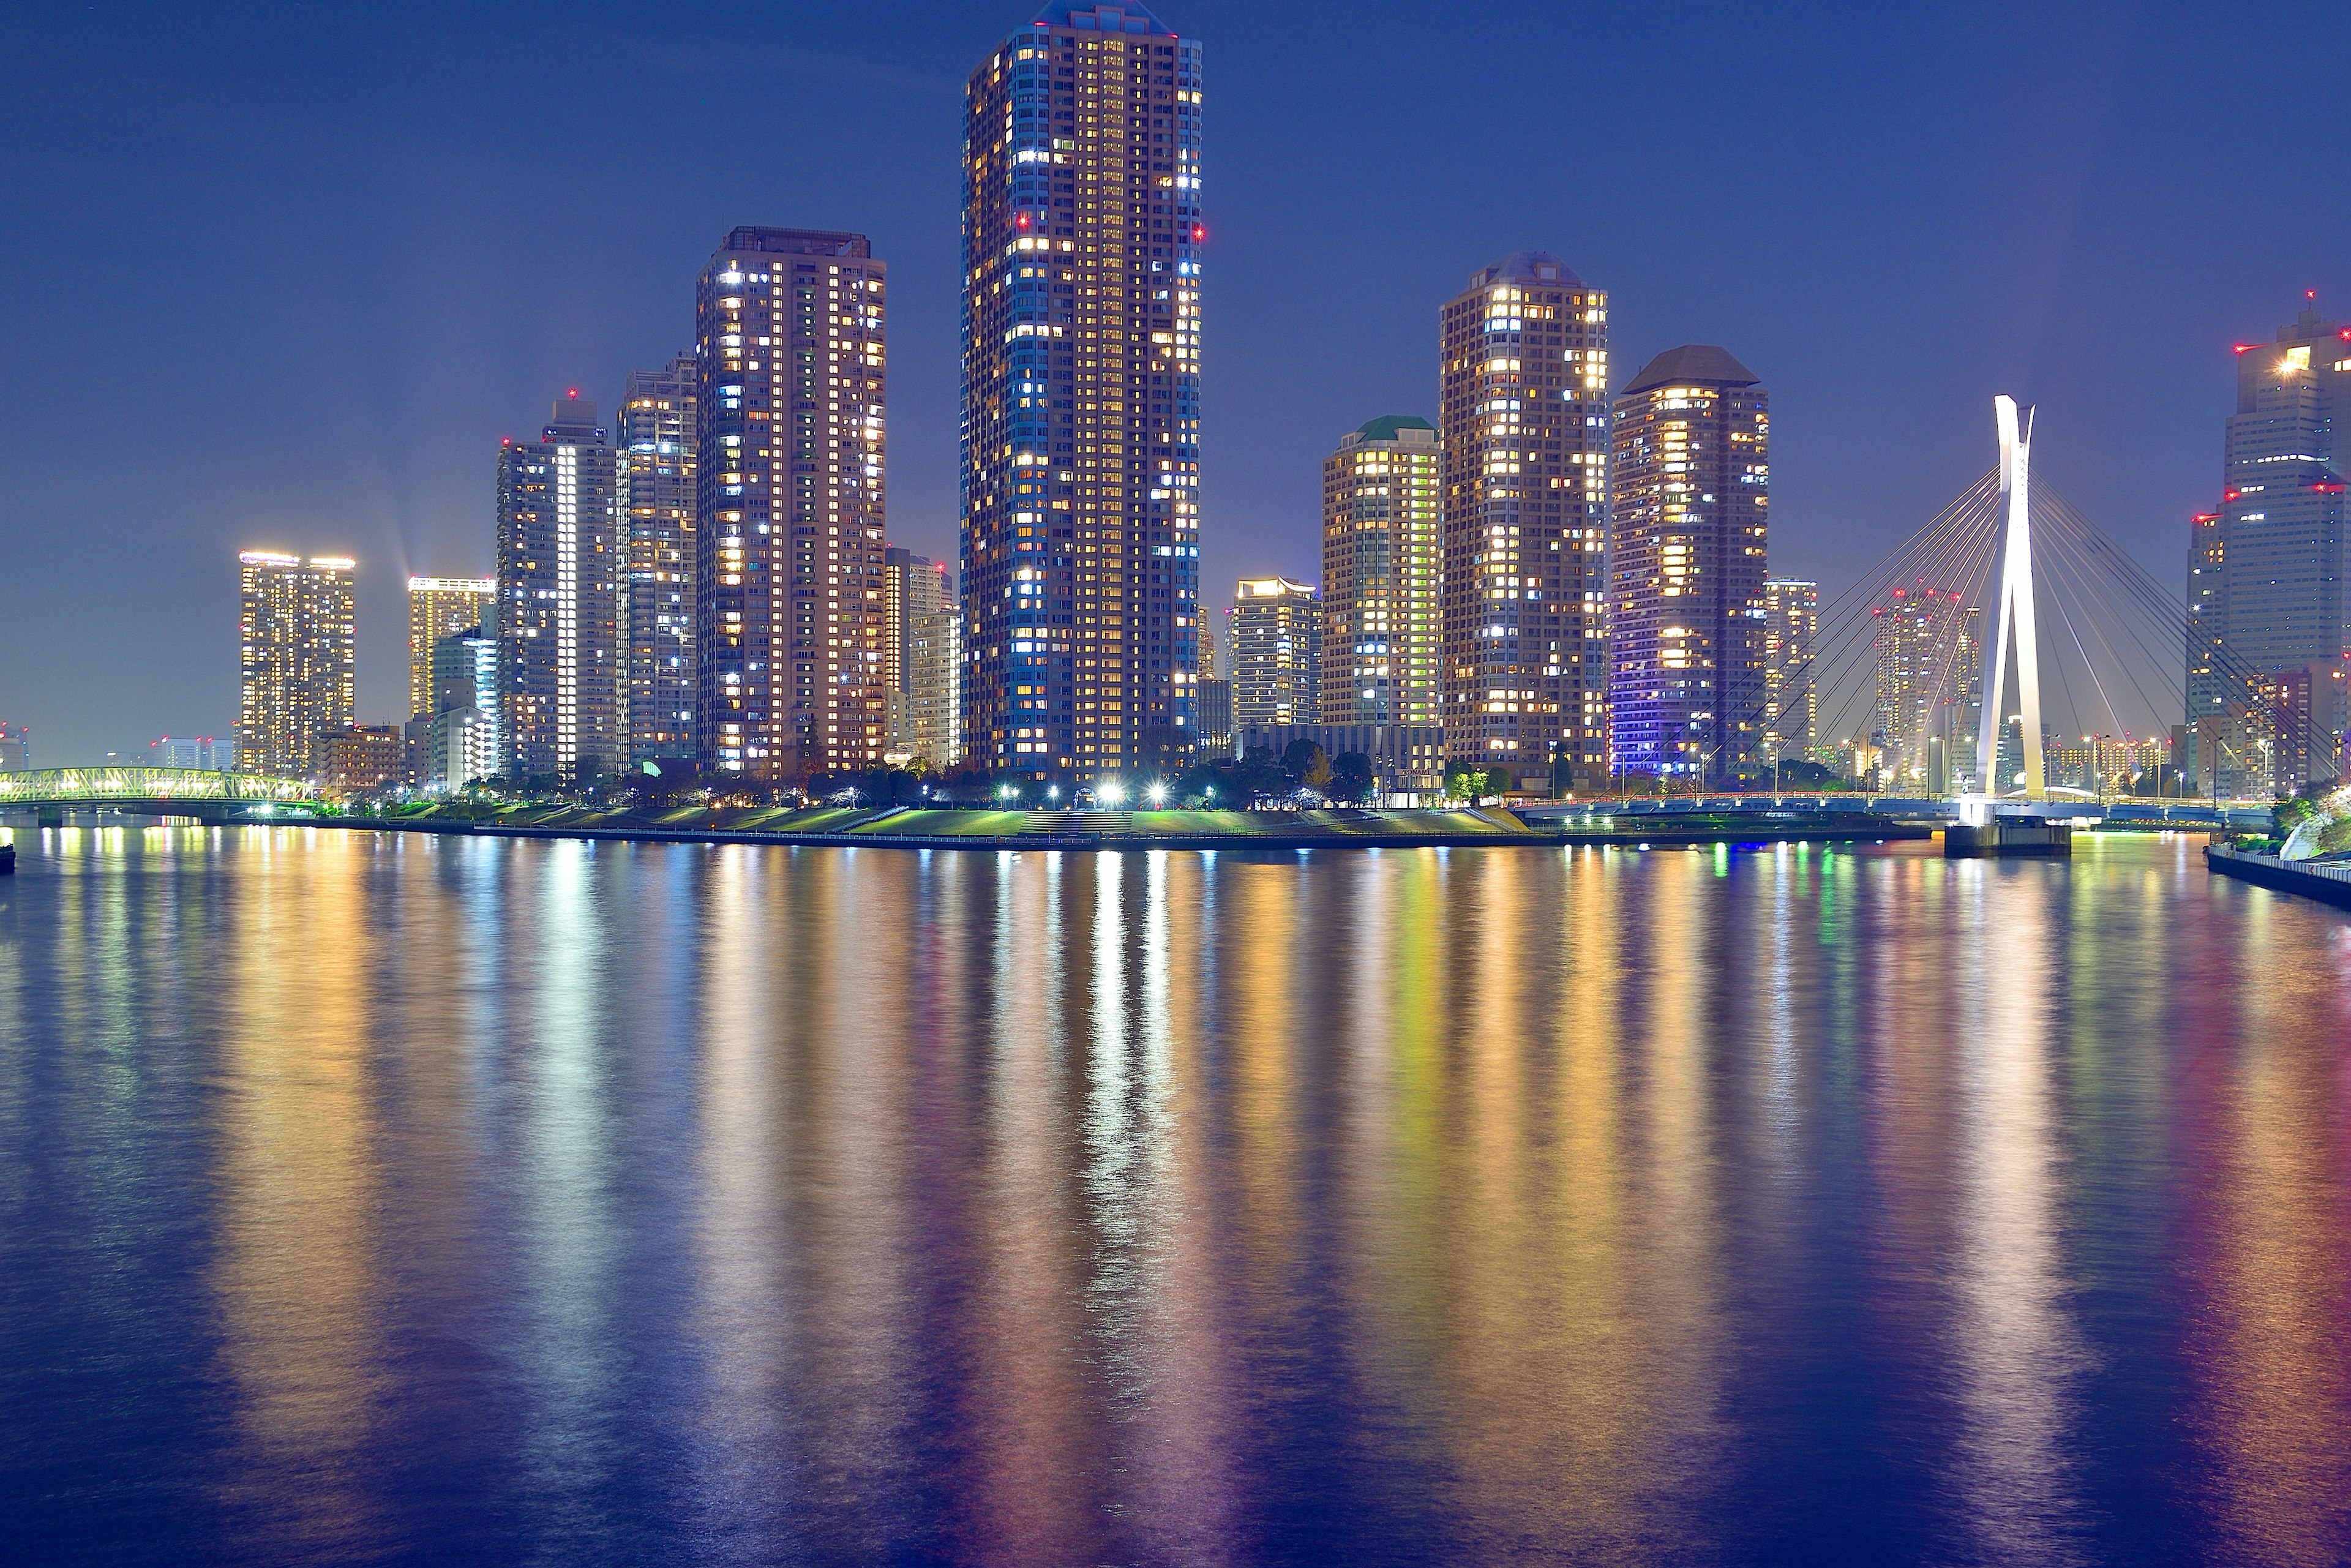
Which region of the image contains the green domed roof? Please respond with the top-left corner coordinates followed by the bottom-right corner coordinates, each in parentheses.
top-left (1354, 415), bottom-right (1435, 442)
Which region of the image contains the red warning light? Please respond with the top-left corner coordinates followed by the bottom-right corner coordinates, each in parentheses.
top-left (568, 388), bottom-right (579, 398)
top-left (1192, 225), bottom-right (1205, 241)
top-left (2232, 343), bottom-right (2257, 354)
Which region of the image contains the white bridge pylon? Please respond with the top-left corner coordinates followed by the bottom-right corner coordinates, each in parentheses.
top-left (1971, 395), bottom-right (2045, 803)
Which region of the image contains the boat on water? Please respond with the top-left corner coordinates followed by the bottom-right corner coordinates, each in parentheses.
top-left (0, 842), bottom-right (14, 874)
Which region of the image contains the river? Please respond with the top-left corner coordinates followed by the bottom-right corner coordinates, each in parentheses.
top-left (1, 827), bottom-right (2346, 1564)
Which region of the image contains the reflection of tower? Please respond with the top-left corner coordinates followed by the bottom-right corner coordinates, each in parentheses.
top-left (1974, 396), bottom-right (2046, 800)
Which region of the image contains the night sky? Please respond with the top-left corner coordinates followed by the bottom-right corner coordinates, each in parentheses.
top-left (2, 1), bottom-right (2343, 765)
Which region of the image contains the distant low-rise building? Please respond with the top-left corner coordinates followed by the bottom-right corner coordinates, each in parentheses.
top-left (151, 737), bottom-right (225, 770)
top-left (1238, 724), bottom-right (1448, 801)
top-left (318, 724), bottom-right (406, 795)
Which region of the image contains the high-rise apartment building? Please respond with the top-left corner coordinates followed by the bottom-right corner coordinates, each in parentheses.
top-left (0, 723), bottom-right (29, 771)
top-left (1869, 583), bottom-right (1978, 792)
top-left (237, 550), bottom-right (355, 776)
top-left (2189, 298), bottom-right (2351, 790)
top-left (960, 5), bottom-right (1204, 784)
top-left (619, 355), bottom-right (699, 765)
top-left (884, 547), bottom-right (960, 768)
top-left (1231, 576), bottom-right (1319, 729)
top-left (425, 627), bottom-right (501, 789)
top-left (695, 227), bottom-right (889, 782)
top-left (1761, 578), bottom-right (1818, 763)
top-left (498, 396), bottom-right (620, 784)
top-left (1322, 415), bottom-right (1441, 727)
top-left (1609, 345), bottom-right (1769, 784)
top-left (407, 577), bottom-right (497, 722)
top-left (1439, 252), bottom-right (1610, 793)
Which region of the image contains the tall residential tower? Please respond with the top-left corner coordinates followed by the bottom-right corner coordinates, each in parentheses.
top-left (619, 355), bottom-right (699, 765)
top-left (1761, 577), bottom-right (1818, 764)
top-left (1609, 345), bottom-right (1769, 784)
top-left (237, 551), bottom-right (355, 776)
top-left (960, 4), bottom-right (1204, 784)
top-left (1321, 415), bottom-right (1441, 726)
top-left (407, 576), bottom-right (496, 722)
top-left (498, 396), bottom-right (620, 783)
top-left (695, 227), bottom-right (889, 782)
top-left (1231, 576), bottom-right (1319, 730)
top-left (2189, 298), bottom-right (2351, 787)
top-left (1438, 252), bottom-right (1610, 792)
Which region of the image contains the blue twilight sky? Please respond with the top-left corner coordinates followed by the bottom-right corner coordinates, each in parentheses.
top-left (1, 1), bottom-right (2344, 763)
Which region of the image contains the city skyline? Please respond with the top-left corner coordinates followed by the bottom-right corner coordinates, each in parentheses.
top-left (2, 2), bottom-right (2347, 761)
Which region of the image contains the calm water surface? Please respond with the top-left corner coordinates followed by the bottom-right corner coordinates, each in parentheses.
top-left (1, 827), bottom-right (2348, 1566)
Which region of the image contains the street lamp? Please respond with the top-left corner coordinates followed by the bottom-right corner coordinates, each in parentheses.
top-left (1147, 782), bottom-right (1167, 806)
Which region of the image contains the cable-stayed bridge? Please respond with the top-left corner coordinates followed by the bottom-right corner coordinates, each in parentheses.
top-left (1790, 396), bottom-right (2278, 808)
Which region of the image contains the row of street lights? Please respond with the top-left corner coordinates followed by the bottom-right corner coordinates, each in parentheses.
top-left (995, 779), bottom-right (1175, 809)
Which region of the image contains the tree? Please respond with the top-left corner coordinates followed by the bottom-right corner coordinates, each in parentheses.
top-left (1327, 751), bottom-right (1376, 805)
top-left (1280, 738), bottom-right (1327, 787)
top-left (1445, 759), bottom-right (1497, 804)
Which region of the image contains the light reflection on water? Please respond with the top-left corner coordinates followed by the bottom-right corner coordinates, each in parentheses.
top-left (0, 827), bottom-right (2347, 1565)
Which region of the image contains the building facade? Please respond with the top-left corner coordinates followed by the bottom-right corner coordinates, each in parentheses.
top-left (1321, 415), bottom-right (1441, 727)
top-left (237, 550), bottom-right (355, 776)
top-left (1439, 252), bottom-right (1610, 793)
top-left (695, 227), bottom-right (889, 783)
top-left (150, 736), bottom-right (224, 770)
top-left (1609, 345), bottom-right (1769, 783)
top-left (407, 577), bottom-right (496, 724)
top-left (960, 4), bottom-right (1204, 784)
top-left (1231, 576), bottom-right (1319, 729)
top-left (498, 396), bottom-right (620, 784)
top-left (884, 547), bottom-right (959, 768)
top-left (424, 627), bottom-right (501, 790)
top-left (319, 724), bottom-right (407, 795)
top-left (2189, 299), bottom-right (2351, 793)
top-left (619, 354), bottom-right (699, 765)
top-left (1761, 578), bottom-right (1818, 764)
top-left (1869, 583), bottom-right (1978, 792)
top-left (0, 723), bottom-right (27, 771)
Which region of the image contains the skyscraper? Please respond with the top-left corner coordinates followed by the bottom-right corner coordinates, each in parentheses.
top-left (619, 355), bottom-right (699, 765)
top-left (237, 550), bottom-right (354, 776)
top-left (1439, 252), bottom-right (1610, 793)
top-left (498, 396), bottom-right (620, 784)
top-left (2190, 297), bottom-right (2351, 789)
top-left (960, 4), bottom-right (1204, 784)
top-left (1322, 415), bottom-right (1441, 727)
top-left (1231, 576), bottom-right (1319, 729)
top-left (1761, 578), bottom-right (1818, 764)
top-left (884, 547), bottom-right (959, 768)
top-left (1869, 583), bottom-right (1977, 791)
top-left (1609, 345), bottom-right (1769, 784)
top-left (407, 576), bottom-right (497, 722)
top-left (426, 626), bottom-right (501, 789)
top-left (695, 227), bottom-right (889, 783)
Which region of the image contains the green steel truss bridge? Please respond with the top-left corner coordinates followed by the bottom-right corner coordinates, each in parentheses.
top-left (0, 768), bottom-right (317, 822)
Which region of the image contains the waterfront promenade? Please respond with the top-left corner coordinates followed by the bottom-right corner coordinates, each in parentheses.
top-left (324, 803), bottom-right (1938, 852)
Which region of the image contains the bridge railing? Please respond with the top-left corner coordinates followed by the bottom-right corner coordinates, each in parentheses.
top-left (0, 768), bottom-right (314, 804)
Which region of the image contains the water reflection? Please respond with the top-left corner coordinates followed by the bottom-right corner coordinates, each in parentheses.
top-left (0, 829), bottom-right (2347, 1564)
